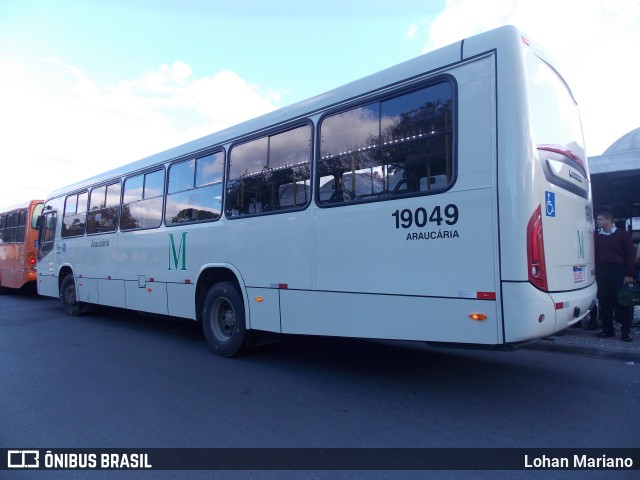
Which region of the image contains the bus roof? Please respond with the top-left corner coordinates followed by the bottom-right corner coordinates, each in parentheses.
top-left (45, 25), bottom-right (524, 200)
top-left (0, 200), bottom-right (44, 214)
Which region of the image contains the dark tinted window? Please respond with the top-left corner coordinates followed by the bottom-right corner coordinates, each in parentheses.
top-left (62, 192), bottom-right (88, 237)
top-left (2, 212), bottom-right (18, 243)
top-left (226, 125), bottom-right (311, 217)
top-left (37, 210), bottom-right (57, 262)
top-left (320, 103), bottom-right (379, 158)
top-left (121, 169), bottom-right (164, 230)
top-left (165, 151), bottom-right (224, 225)
top-left (317, 82), bottom-right (454, 205)
top-left (87, 181), bottom-right (121, 234)
top-left (15, 209), bottom-right (27, 243)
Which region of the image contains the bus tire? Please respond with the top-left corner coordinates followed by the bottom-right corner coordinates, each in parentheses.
top-left (60, 275), bottom-right (87, 316)
top-left (202, 281), bottom-right (248, 357)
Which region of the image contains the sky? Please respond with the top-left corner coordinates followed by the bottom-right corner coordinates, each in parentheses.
top-left (0, 0), bottom-right (639, 210)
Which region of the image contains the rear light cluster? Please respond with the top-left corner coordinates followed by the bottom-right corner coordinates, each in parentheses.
top-left (27, 252), bottom-right (37, 271)
top-left (527, 204), bottom-right (548, 291)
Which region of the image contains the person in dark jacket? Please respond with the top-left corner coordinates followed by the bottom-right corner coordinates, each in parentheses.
top-left (594, 211), bottom-right (635, 342)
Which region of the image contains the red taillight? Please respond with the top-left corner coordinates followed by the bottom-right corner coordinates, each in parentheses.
top-left (28, 252), bottom-right (37, 270)
top-left (527, 204), bottom-right (548, 291)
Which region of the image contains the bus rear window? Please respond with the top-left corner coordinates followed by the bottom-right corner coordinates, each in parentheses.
top-left (525, 49), bottom-right (585, 165)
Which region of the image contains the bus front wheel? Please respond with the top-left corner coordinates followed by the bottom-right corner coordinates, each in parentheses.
top-left (60, 275), bottom-right (87, 316)
top-left (202, 282), bottom-right (248, 357)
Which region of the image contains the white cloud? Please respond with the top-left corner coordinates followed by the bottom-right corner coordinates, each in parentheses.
top-left (0, 60), bottom-right (281, 210)
top-left (405, 23), bottom-right (418, 40)
top-left (420, 0), bottom-right (640, 156)
top-left (2, 1), bottom-right (637, 211)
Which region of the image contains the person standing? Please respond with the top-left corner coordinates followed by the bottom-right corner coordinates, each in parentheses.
top-left (594, 211), bottom-right (635, 342)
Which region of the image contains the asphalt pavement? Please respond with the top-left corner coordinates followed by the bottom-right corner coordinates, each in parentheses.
top-left (5, 285), bottom-right (640, 363)
top-left (527, 308), bottom-right (640, 362)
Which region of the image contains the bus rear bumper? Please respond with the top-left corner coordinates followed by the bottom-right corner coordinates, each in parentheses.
top-left (548, 282), bottom-right (598, 330)
top-left (502, 281), bottom-right (597, 343)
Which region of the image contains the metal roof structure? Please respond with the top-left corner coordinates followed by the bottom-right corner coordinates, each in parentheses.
top-left (589, 127), bottom-right (640, 220)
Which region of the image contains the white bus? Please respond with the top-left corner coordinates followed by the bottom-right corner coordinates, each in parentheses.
top-left (37, 25), bottom-right (596, 356)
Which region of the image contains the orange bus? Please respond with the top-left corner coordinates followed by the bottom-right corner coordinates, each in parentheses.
top-left (0, 200), bottom-right (44, 291)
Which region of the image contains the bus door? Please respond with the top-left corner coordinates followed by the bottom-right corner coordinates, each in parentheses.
top-left (0, 212), bottom-right (19, 287)
top-left (36, 208), bottom-right (59, 297)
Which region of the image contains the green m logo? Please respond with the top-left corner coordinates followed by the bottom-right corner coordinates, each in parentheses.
top-left (577, 230), bottom-right (585, 259)
top-left (168, 232), bottom-right (188, 271)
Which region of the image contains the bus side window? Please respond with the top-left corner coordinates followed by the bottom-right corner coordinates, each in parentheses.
top-left (121, 169), bottom-right (164, 231)
top-left (278, 180), bottom-right (310, 208)
top-left (62, 191), bottom-right (88, 238)
top-left (87, 182), bottom-right (121, 234)
top-left (15, 209), bottom-right (27, 243)
top-left (165, 151), bottom-right (223, 226)
top-left (4, 212), bottom-right (17, 243)
top-left (226, 125), bottom-right (311, 218)
top-left (317, 82), bottom-right (454, 206)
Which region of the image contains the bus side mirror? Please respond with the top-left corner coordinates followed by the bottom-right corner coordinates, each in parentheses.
top-left (36, 215), bottom-right (44, 229)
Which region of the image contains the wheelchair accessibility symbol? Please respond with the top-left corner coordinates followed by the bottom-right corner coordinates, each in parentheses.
top-left (545, 191), bottom-right (556, 217)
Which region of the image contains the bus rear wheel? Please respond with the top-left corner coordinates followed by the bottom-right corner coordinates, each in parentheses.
top-left (60, 275), bottom-right (87, 316)
top-left (202, 282), bottom-right (248, 357)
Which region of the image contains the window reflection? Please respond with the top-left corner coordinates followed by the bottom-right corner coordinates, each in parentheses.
top-left (226, 125), bottom-right (311, 217)
top-left (87, 181), bottom-right (121, 234)
top-left (0, 210), bottom-right (27, 244)
top-left (121, 169), bottom-right (164, 230)
top-left (165, 151), bottom-right (224, 225)
top-left (169, 160), bottom-right (195, 194)
top-left (196, 153), bottom-right (224, 187)
top-left (320, 103), bottom-right (379, 158)
top-left (62, 191), bottom-right (88, 238)
top-left (317, 83), bottom-right (454, 206)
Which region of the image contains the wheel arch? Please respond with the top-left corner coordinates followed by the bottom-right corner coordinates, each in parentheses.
top-left (195, 264), bottom-right (249, 325)
top-left (57, 264), bottom-right (75, 297)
